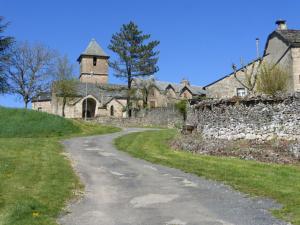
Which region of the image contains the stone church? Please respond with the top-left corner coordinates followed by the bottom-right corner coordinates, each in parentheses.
top-left (32, 39), bottom-right (205, 118)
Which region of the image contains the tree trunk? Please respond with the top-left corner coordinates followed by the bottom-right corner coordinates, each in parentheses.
top-left (24, 96), bottom-right (29, 109)
top-left (62, 97), bottom-right (66, 117)
top-left (127, 75), bottom-right (132, 118)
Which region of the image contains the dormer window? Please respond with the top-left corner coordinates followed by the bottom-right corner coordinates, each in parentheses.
top-left (93, 57), bottom-right (97, 66)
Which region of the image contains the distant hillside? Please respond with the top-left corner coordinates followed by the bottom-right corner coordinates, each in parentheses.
top-left (0, 107), bottom-right (80, 138)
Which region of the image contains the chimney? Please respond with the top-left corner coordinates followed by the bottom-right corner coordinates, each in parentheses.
top-left (181, 78), bottom-right (190, 86)
top-left (276, 19), bottom-right (287, 30)
top-left (256, 38), bottom-right (260, 58)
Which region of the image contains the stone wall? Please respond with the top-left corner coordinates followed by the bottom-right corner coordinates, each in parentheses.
top-left (79, 56), bottom-right (108, 84)
top-left (32, 101), bottom-right (52, 113)
top-left (186, 94), bottom-right (300, 141)
top-left (96, 107), bottom-right (183, 128)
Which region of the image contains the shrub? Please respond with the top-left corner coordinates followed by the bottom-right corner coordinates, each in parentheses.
top-left (256, 63), bottom-right (289, 96)
top-left (175, 100), bottom-right (188, 121)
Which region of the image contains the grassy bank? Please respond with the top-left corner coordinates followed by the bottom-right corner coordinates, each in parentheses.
top-left (115, 129), bottom-right (300, 225)
top-left (0, 107), bottom-right (120, 225)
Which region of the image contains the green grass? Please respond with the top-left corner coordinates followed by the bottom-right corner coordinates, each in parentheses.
top-left (0, 107), bottom-right (80, 138)
top-left (0, 107), bottom-right (121, 225)
top-left (115, 129), bottom-right (300, 225)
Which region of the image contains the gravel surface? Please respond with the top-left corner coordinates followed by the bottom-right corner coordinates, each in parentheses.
top-left (58, 128), bottom-right (288, 225)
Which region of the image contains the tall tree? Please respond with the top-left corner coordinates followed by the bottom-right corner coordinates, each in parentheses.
top-left (52, 55), bottom-right (78, 117)
top-left (108, 21), bottom-right (159, 117)
top-left (7, 42), bottom-right (56, 108)
top-left (0, 16), bottom-right (14, 93)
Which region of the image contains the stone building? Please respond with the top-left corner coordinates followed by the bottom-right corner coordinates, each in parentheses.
top-left (32, 39), bottom-right (205, 118)
top-left (205, 20), bottom-right (300, 98)
top-left (132, 77), bottom-right (205, 108)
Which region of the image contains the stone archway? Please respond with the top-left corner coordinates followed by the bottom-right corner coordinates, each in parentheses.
top-left (82, 98), bottom-right (96, 118)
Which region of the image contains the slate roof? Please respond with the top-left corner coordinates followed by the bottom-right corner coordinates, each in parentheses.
top-left (276, 30), bottom-right (300, 45)
top-left (79, 39), bottom-right (109, 59)
top-left (34, 83), bottom-right (130, 105)
top-left (32, 92), bottom-right (52, 102)
top-left (132, 78), bottom-right (206, 95)
top-left (75, 83), bottom-right (128, 105)
top-left (264, 30), bottom-right (300, 54)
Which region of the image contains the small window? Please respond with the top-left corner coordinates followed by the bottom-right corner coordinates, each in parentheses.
top-left (237, 88), bottom-right (247, 97)
top-left (110, 105), bottom-right (114, 116)
top-left (149, 89), bottom-right (155, 97)
top-left (37, 107), bottom-right (42, 111)
top-left (93, 57), bottom-right (97, 66)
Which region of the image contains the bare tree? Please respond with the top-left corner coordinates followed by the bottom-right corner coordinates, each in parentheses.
top-left (232, 57), bottom-right (263, 94)
top-left (52, 55), bottom-right (78, 117)
top-left (6, 42), bottom-right (56, 108)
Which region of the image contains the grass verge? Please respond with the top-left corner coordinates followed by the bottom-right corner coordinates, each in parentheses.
top-left (0, 108), bottom-right (121, 225)
top-left (115, 129), bottom-right (300, 225)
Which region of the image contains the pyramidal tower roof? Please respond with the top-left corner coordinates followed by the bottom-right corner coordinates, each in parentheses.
top-left (78, 38), bottom-right (109, 61)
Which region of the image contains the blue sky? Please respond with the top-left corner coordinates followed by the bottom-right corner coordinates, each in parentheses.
top-left (1, 0), bottom-right (300, 108)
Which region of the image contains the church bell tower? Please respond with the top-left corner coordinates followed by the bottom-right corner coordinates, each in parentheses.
top-left (77, 38), bottom-right (109, 84)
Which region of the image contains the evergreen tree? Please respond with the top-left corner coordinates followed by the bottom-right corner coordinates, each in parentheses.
top-left (108, 21), bottom-right (159, 117)
top-left (0, 16), bottom-right (14, 93)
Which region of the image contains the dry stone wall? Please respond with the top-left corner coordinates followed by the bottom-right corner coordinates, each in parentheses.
top-left (187, 94), bottom-right (300, 141)
top-left (96, 107), bottom-right (183, 128)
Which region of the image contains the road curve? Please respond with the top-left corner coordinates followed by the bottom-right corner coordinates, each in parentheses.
top-left (58, 128), bottom-right (287, 225)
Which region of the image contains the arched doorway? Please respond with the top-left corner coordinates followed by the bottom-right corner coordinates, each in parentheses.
top-left (82, 98), bottom-right (96, 118)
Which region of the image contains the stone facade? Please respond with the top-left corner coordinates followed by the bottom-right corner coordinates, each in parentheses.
top-left (133, 78), bottom-right (205, 108)
top-left (205, 20), bottom-right (300, 98)
top-left (79, 73), bottom-right (108, 85)
top-left (205, 60), bottom-right (261, 98)
top-left (106, 99), bottom-right (127, 118)
top-left (79, 56), bottom-right (109, 84)
top-left (291, 48), bottom-right (300, 91)
top-left (187, 94), bottom-right (300, 141)
top-left (264, 33), bottom-right (294, 91)
top-left (31, 100), bottom-right (52, 113)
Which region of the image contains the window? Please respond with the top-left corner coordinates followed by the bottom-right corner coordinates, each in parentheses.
top-left (110, 105), bottom-right (114, 116)
top-left (149, 88), bottom-right (155, 97)
top-left (237, 88), bottom-right (247, 97)
top-left (37, 107), bottom-right (42, 111)
top-left (93, 57), bottom-right (97, 66)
